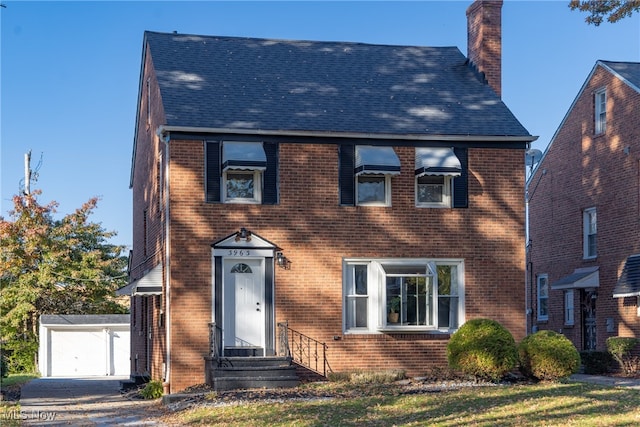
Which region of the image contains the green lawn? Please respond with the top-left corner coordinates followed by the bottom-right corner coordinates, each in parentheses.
top-left (164, 381), bottom-right (640, 426)
top-left (0, 374), bottom-right (39, 427)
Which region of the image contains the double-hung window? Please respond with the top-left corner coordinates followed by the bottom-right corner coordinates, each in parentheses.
top-left (354, 146), bottom-right (400, 206)
top-left (343, 258), bottom-right (464, 333)
top-left (537, 274), bottom-right (549, 321)
top-left (583, 207), bottom-right (597, 259)
top-left (415, 148), bottom-right (461, 208)
top-left (595, 88), bottom-right (606, 135)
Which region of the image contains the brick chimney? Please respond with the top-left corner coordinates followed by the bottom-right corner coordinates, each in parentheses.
top-left (466, 0), bottom-right (503, 97)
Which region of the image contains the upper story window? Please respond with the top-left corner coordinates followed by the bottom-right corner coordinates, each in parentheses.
top-left (343, 258), bottom-right (464, 333)
top-left (583, 207), bottom-right (597, 259)
top-left (595, 88), bottom-right (606, 135)
top-left (205, 141), bottom-right (279, 205)
top-left (415, 148), bottom-right (461, 208)
top-left (537, 274), bottom-right (549, 321)
top-left (354, 146), bottom-right (400, 207)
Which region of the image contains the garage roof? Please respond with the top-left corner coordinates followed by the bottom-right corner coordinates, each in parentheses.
top-left (40, 314), bottom-right (130, 326)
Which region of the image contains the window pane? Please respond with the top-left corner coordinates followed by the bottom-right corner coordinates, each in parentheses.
top-left (354, 265), bottom-right (367, 295)
top-left (386, 275), bottom-right (427, 326)
top-left (346, 297), bottom-right (368, 328)
top-left (417, 176), bottom-right (444, 203)
top-left (227, 172), bottom-right (254, 198)
top-left (357, 176), bottom-right (385, 203)
top-left (438, 296), bottom-right (458, 328)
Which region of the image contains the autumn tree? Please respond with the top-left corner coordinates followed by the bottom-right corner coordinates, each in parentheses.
top-left (569, 0), bottom-right (640, 25)
top-left (0, 191), bottom-right (128, 373)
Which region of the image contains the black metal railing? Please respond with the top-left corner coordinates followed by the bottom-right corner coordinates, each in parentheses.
top-left (277, 320), bottom-right (332, 377)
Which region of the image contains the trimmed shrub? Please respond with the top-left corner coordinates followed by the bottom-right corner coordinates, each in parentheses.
top-left (518, 330), bottom-right (580, 381)
top-left (447, 318), bottom-right (518, 382)
top-left (140, 380), bottom-right (164, 399)
top-left (607, 337), bottom-right (640, 376)
top-left (580, 351), bottom-right (614, 375)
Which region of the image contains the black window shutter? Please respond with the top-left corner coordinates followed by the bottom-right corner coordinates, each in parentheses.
top-left (263, 142), bottom-right (279, 205)
top-left (339, 144), bottom-right (355, 206)
top-left (205, 141), bottom-right (221, 203)
top-left (452, 147), bottom-right (468, 208)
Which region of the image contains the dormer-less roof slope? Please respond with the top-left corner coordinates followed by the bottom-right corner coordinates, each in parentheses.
top-left (142, 31), bottom-right (532, 139)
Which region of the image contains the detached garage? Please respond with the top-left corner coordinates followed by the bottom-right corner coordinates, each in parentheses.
top-left (38, 314), bottom-right (130, 377)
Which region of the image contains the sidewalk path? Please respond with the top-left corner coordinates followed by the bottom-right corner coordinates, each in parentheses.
top-left (19, 377), bottom-right (168, 426)
top-left (570, 374), bottom-right (640, 390)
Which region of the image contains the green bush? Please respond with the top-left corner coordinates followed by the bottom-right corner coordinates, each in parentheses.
top-left (518, 330), bottom-right (580, 381)
top-left (580, 351), bottom-right (614, 375)
top-left (0, 351), bottom-right (8, 378)
top-left (3, 338), bottom-right (38, 374)
top-left (607, 337), bottom-right (640, 376)
top-left (447, 318), bottom-right (518, 382)
top-left (140, 380), bottom-right (164, 399)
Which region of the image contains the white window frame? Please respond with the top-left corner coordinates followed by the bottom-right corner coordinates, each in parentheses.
top-left (595, 88), bottom-right (606, 135)
top-left (356, 174), bottom-right (392, 207)
top-left (537, 274), bottom-right (549, 321)
top-left (343, 258), bottom-right (465, 334)
top-left (583, 207), bottom-right (597, 259)
top-left (415, 175), bottom-right (452, 208)
top-left (222, 169), bottom-right (262, 204)
top-left (564, 289), bottom-right (575, 326)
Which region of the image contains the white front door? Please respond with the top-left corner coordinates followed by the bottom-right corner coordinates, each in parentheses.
top-left (223, 258), bottom-right (264, 352)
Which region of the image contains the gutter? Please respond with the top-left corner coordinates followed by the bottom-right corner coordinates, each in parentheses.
top-left (157, 125), bottom-right (538, 143)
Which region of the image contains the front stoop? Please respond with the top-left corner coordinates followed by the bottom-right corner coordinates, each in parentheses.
top-left (205, 356), bottom-right (300, 391)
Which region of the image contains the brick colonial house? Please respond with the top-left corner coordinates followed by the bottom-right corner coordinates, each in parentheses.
top-left (527, 61), bottom-right (640, 352)
top-left (121, 0), bottom-right (536, 393)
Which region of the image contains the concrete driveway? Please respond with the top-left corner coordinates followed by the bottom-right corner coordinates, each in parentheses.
top-left (19, 377), bottom-right (167, 426)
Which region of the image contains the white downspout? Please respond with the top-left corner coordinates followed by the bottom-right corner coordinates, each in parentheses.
top-left (163, 135), bottom-right (171, 390)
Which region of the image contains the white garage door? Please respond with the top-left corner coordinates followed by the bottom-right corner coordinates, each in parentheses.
top-left (50, 329), bottom-right (107, 376)
top-left (111, 329), bottom-right (130, 376)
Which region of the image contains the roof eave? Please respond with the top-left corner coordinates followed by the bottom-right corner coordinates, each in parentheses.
top-left (156, 125), bottom-right (537, 143)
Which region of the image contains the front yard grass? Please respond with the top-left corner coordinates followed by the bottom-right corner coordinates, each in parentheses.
top-left (0, 374), bottom-right (39, 426)
top-left (163, 381), bottom-right (640, 426)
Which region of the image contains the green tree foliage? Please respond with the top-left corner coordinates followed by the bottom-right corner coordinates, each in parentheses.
top-left (0, 191), bottom-right (128, 372)
top-left (569, 0), bottom-right (640, 25)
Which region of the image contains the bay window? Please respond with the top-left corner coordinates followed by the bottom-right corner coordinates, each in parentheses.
top-left (343, 258), bottom-right (464, 333)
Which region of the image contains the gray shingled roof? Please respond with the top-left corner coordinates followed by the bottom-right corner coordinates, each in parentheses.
top-left (40, 314), bottom-right (130, 325)
top-left (143, 31), bottom-right (532, 138)
top-left (601, 61), bottom-right (640, 92)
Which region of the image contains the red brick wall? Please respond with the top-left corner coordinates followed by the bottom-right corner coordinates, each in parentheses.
top-left (163, 141), bottom-right (526, 392)
top-left (528, 64), bottom-right (640, 351)
top-left (467, 0), bottom-right (503, 97)
top-left (129, 43), bottom-right (167, 381)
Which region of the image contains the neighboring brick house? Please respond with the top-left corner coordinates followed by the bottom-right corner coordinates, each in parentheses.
top-left (527, 61), bottom-right (640, 352)
top-left (121, 0), bottom-right (535, 393)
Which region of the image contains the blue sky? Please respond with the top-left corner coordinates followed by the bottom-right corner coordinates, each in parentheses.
top-left (1, 1), bottom-right (639, 248)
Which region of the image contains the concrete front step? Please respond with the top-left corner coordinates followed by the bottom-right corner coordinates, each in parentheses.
top-left (207, 356), bottom-right (301, 391)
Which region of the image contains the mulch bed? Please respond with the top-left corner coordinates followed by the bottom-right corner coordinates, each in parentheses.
top-left (0, 384), bottom-right (21, 403)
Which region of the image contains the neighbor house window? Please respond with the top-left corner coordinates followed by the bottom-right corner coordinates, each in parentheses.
top-left (583, 207), bottom-right (597, 259)
top-left (537, 274), bottom-right (549, 321)
top-left (343, 258), bottom-right (464, 333)
top-left (564, 289), bottom-right (575, 326)
top-left (595, 88), bottom-right (606, 135)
